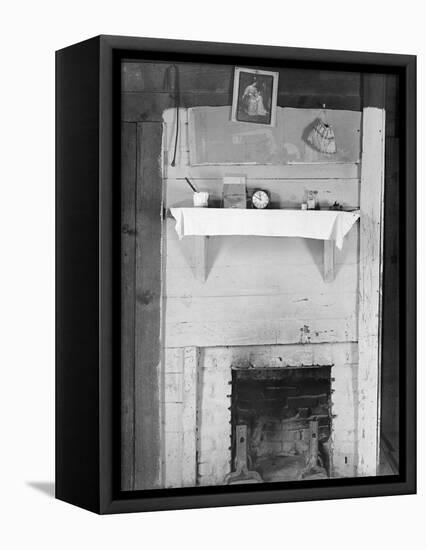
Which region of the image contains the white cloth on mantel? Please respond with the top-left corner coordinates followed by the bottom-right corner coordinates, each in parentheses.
top-left (170, 208), bottom-right (360, 250)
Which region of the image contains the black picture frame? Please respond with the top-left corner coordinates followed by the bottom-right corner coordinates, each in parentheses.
top-left (56, 35), bottom-right (416, 514)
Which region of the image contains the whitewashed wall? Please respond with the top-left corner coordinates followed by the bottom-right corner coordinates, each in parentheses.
top-left (161, 106), bottom-right (363, 487)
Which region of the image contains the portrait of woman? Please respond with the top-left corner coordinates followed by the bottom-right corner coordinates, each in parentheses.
top-left (232, 67), bottom-right (279, 125)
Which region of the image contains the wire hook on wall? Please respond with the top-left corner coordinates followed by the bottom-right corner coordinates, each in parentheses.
top-left (164, 64), bottom-right (180, 167)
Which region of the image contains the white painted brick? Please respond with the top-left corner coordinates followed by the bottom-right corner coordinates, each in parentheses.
top-left (164, 347), bottom-right (184, 373)
top-left (199, 434), bottom-right (229, 454)
top-left (164, 402), bottom-right (182, 432)
top-left (333, 449), bottom-right (357, 477)
top-left (164, 372), bottom-right (183, 402)
top-left (164, 431), bottom-right (183, 487)
top-left (197, 461), bottom-right (212, 477)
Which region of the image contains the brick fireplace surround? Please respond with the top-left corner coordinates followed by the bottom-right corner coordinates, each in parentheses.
top-left (163, 341), bottom-right (359, 488)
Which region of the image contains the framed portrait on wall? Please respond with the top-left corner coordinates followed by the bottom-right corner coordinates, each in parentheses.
top-left (56, 35), bottom-right (416, 514)
top-left (231, 67), bottom-right (279, 126)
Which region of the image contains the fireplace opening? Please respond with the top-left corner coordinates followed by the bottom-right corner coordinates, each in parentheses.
top-left (229, 366), bottom-right (332, 483)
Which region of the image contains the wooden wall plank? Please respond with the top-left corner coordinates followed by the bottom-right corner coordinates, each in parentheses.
top-left (121, 122), bottom-right (137, 490)
top-left (357, 107), bottom-right (385, 476)
top-left (278, 93), bottom-right (360, 111)
top-left (122, 92), bottom-right (231, 122)
top-left (121, 62), bottom-right (361, 112)
top-left (384, 74), bottom-right (399, 137)
top-left (362, 74), bottom-right (386, 109)
top-left (165, 178), bottom-right (360, 210)
top-left (122, 62), bottom-right (361, 96)
top-left (134, 122), bottom-right (164, 489)
top-left (165, 261), bottom-right (359, 298)
top-left (123, 92), bottom-right (361, 122)
top-left (165, 315), bottom-right (357, 348)
top-left (199, 341), bottom-right (359, 369)
top-left (166, 292), bottom-right (358, 324)
top-left (166, 222), bottom-right (359, 270)
top-left (122, 62), bottom-right (234, 93)
top-left (165, 163), bottom-right (360, 181)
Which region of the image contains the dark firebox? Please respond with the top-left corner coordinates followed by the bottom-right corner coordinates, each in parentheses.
top-left (230, 366), bottom-right (332, 482)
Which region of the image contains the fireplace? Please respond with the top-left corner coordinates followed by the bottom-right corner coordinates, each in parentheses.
top-left (228, 366), bottom-right (332, 483)
top-left (166, 343), bottom-right (358, 488)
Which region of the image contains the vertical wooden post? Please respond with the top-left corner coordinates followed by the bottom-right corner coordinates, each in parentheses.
top-left (133, 122), bottom-right (164, 490)
top-left (358, 107), bottom-right (385, 476)
top-left (121, 122), bottom-right (137, 490)
top-left (181, 346), bottom-right (199, 486)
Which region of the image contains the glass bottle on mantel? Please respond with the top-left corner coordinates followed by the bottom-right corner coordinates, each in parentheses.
top-left (307, 190), bottom-right (318, 210)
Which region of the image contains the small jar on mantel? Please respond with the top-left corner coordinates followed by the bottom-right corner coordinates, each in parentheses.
top-left (306, 190), bottom-right (318, 210)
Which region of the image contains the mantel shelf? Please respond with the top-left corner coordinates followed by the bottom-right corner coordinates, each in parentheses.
top-left (169, 207), bottom-right (360, 283)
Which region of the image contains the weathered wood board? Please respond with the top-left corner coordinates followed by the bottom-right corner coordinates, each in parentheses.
top-left (129, 123), bottom-right (162, 489)
top-left (121, 62), bottom-right (362, 123)
top-left (122, 62), bottom-right (361, 96)
top-left (165, 255), bottom-right (359, 298)
top-left (166, 161), bottom-right (360, 181)
top-left (357, 107), bottom-right (385, 476)
top-left (166, 292), bottom-right (357, 325)
top-left (165, 317), bottom-right (357, 349)
top-left (121, 122), bottom-right (137, 490)
top-left (165, 178), bottom-right (360, 210)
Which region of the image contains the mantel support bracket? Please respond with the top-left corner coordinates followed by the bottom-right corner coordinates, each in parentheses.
top-left (193, 237), bottom-right (336, 283)
top-left (323, 240), bottom-right (335, 282)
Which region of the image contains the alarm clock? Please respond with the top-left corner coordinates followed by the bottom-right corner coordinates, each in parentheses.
top-left (251, 189), bottom-right (270, 209)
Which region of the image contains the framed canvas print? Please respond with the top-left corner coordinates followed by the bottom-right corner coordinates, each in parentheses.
top-left (56, 35), bottom-right (416, 514)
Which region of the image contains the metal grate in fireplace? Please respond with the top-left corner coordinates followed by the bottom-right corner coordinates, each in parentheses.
top-left (228, 366), bottom-right (332, 483)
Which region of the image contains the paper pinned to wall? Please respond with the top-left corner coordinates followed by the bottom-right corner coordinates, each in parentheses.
top-left (188, 106), bottom-right (361, 165)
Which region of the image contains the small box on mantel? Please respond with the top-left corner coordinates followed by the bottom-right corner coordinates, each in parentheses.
top-left (222, 176), bottom-right (247, 208)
